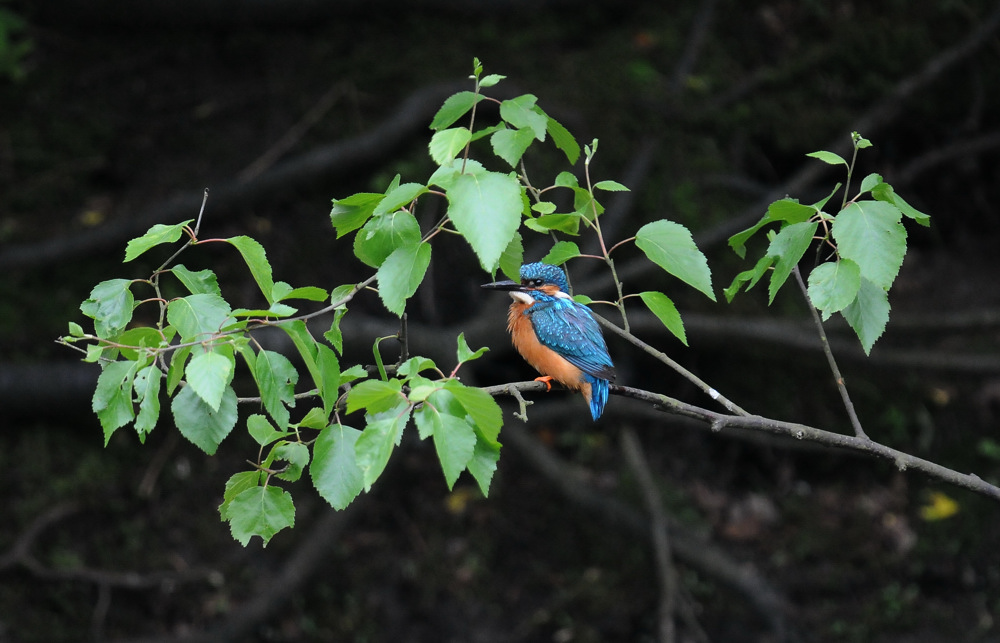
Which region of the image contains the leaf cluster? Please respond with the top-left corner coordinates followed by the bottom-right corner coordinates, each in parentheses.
top-left (61, 63), bottom-right (928, 547)
top-left (725, 133), bottom-right (929, 354)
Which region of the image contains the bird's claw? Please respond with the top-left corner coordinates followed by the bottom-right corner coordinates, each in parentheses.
top-left (534, 375), bottom-right (554, 392)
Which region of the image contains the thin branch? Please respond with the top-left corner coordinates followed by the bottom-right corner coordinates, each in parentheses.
top-left (593, 313), bottom-right (750, 416)
top-left (610, 383), bottom-right (1000, 502)
top-left (484, 379), bottom-right (1000, 502)
top-left (792, 265), bottom-right (868, 439)
top-left (621, 428), bottom-right (678, 643)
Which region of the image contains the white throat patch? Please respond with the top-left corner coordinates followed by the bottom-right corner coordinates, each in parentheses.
top-left (509, 291), bottom-right (533, 304)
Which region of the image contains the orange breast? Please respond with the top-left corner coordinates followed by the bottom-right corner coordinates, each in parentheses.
top-left (507, 301), bottom-right (587, 393)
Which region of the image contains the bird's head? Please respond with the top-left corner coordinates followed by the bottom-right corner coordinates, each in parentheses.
top-left (481, 262), bottom-right (572, 304)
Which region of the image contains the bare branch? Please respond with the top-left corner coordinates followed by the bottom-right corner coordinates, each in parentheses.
top-left (621, 428), bottom-right (678, 643)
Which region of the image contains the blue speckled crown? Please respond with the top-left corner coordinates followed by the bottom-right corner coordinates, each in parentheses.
top-left (520, 262), bottom-right (569, 292)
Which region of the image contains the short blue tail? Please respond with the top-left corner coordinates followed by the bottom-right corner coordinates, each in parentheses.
top-left (585, 375), bottom-right (610, 420)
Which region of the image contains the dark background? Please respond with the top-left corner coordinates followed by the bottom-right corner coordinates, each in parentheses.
top-left (2, 1), bottom-right (1000, 641)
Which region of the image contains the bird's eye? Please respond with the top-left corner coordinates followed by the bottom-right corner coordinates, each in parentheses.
top-left (530, 279), bottom-right (544, 287)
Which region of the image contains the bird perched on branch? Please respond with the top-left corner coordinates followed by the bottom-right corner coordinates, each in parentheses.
top-left (482, 262), bottom-right (616, 420)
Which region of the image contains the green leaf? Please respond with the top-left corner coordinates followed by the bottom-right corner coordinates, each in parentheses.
top-left (397, 356), bottom-right (437, 378)
top-left (279, 320), bottom-right (336, 414)
top-left (270, 442), bottom-right (310, 482)
top-left (172, 264), bottom-right (221, 296)
top-left (842, 277), bottom-right (891, 355)
top-left (446, 171), bottom-right (522, 272)
top-left (878, 188), bottom-right (931, 226)
top-left (324, 307), bottom-right (348, 355)
top-left (479, 73), bottom-right (505, 88)
top-left (430, 91), bottom-right (483, 131)
top-left (456, 332), bottom-right (488, 363)
top-left (765, 221), bottom-right (818, 303)
top-left (374, 182), bottom-right (429, 216)
top-left (767, 199), bottom-right (816, 225)
top-left (498, 232), bottom-right (524, 282)
top-left (339, 364), bottom-right (368, 386)
top-left (296, 407), bottom-right (330, 430)
top-left (67, 321), bottom-right (85, 337)
top-left (226, 486), bottom-right (295, 547)
top-left (490, 126), bottom-right (536, 167)
top-left (444, 380), bottom-right (502, 446)
top-left (807, 259), bottom-right (861, 319)
top-left (540, 240), bottom-right (581, 266)
top-left (186, 349), bottom-right (234, 412)
top-left (594, 180), bottom-right (629, 192)
top-left (166, 345), bottom-right (192, 395)
top-left (545, 115), bottom-right (580, 164)
top-left (724, 254), bottom-right (774, 302)
top-left (470, 123), bottom-right (505, 142)
top-left (376, 242), bottom-right (432, 316)
top-left (554, 171), bottom-right (578, 188)
top-left (638, 291), bottom-right (687, 345)
top-left (219, 471), bottom-right (262, 520)
top-left (133, 364), bottom-right (161, 439)
top-left (466, 434), bottom-right (501, 497)
top-left (635, 220), bottom-right (716, 301)
top-left (311, 424), bottom-right (365, 510)
top-left (806, 150), bottom-right (847, 166)
top-left (166, 293), bottom-right (233, 342)
top-left (171, 385), bottom-right (238, 455)
top-left (524, 213), bottom-right (581, 236)
top-left (81, 279), bottom-right (135, 339)
top-left (355, 404), bottom-right (410, 491)
top-left (315, 343), bottom-right (341, 416)
top-left (116, 327), bottom-right (165, 360)
top-left (253, 349), bottom-right (298, 428)
top-left (247, 414), bottom-right (289, 447)
top-left (124, 220), bottom-right (193, 262)
top-left (330, 192), bottom-right (383, 238)
top-left (346, 378), bottom-right (404, 414)
top-left (858, 173), bottom-right (882, 195)
top-left (571, 186), bottom-right (603, 220)
top-left (226, 236), bottom-right (274, 303)
top-left (429, 127), bottom-right (472, 166)
top-left (354, 210), bottom-right (422, 268)
top-left (832, 201), bottom-right (906, 291)
top-left (272, 283), bottom-right (328, 303)
top-left (92, 360), bottom-right (136, 444)
top-left (417, 395), bottom-right (477, 489)
top-left (499, 95), bottom-right (547, 140)
top-left (428, 158), bottom-right (486, 190)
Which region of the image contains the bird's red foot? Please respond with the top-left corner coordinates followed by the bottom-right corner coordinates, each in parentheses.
top-left (534, 375), bottom-right (554, 392)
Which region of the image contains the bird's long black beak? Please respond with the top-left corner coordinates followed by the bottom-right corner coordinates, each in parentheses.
top-left (481, 279), bottom-right (522, 291)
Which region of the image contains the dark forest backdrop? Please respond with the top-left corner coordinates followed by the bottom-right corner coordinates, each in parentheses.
top-left (2, 1), bottom-right (1000, 641)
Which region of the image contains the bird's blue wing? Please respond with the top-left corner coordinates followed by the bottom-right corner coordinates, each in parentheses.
top-left (527, 299), bottom-right (615, 381)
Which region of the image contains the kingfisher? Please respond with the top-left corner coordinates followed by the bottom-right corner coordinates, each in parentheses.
top-left (482, 262), bottom-right (616, 420)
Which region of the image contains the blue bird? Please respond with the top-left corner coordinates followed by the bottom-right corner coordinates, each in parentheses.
top-left (482, 262), bottom-right (616, 420)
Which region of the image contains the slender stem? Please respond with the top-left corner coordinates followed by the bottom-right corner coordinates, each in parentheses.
top-left (593, 313), bottom-right (750, 416)
top-left (792, 265), bottom-right (868, 439)
top-left (482, 380), bottom-right (1000, 503)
